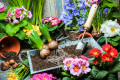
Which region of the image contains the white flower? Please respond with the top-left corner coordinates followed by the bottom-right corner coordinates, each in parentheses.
top-left (100, 19), bottom-right (120, 37)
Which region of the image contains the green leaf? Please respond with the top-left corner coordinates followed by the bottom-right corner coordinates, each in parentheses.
top-left (109, 62), bottom-right (120, 73)
top-left (58, 21), bottom-right (64, 28)
top-left (0, 23), bottom-right (6, 32)
top-left (85, 75), bottom-right (93, 80)
top-left (0, 13), bottom-right (7, 20)
top-left (24, 21), bottom-right (33, 29)
top-left (108, 74), bottom-right (118, 80)
top-left (99, 38), bottom-right (105, 43)
top-left (0, 33), bottom-right (7, 39)
top-left (109, 54), bottom-right (119, 66)
top-left (109, 40), bottom-right (119, 46)
top-left (111, 12), bottom-right (120, 18)
top-left (48, 25), bottom-right (58, 31)
top-left (15, 31), bottom-right (27, 40)
top-left (62, 77), bottom-right (72, 80)
top-left (6, 20), bottom-right (28, 36)
top-left (91, 66), bottom-right (108, 79)
top-left (57, 78), bottom-right (62, 80)
top-left (61, 72), bottom-right (70, 77)
top-left (112, 36), bottom-right (120, 42)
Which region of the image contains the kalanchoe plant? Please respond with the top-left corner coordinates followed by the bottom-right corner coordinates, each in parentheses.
top-left (87, 44), bottom-right (120, 80)
top-left (58, 56), bottom-right (91, 80)
top-left (60, 0), bottom-right (87, 31)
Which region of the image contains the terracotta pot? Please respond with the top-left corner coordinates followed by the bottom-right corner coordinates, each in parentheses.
top-left (78, 32), bottom-right (93, 40)
top-left (0, 36), bottom-right (20, 58)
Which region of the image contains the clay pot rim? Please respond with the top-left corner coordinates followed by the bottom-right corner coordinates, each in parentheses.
top-left (0, 36), bottom-right (20, 59)
top-left (78, 32), bottom-right (93, 40)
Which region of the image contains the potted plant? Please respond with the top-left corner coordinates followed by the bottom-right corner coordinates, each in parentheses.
top-left (86, 44), bottom-right (120, 80)
top-left (59, 0), bottom-right (88, 41)
top-left (57, 56), bottom-right (91, 80)
top-left (85, 0), bottom-right (120, 37)
top-left (99, 19), bottom-right (120, 51)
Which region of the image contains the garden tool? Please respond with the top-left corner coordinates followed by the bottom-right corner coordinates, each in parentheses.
top-left (76, 4), bottom-right (98, 54)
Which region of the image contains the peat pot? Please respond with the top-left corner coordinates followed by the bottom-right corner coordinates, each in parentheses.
top-left (19, 37), bottom-right (108, 74)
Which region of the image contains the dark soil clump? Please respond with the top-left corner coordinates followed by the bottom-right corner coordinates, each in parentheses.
top-left (31, 53), bottom-right (58, 71)
top-left (62, 45), bottom-right (93, 58)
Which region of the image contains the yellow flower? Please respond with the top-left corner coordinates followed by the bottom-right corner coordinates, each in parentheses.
top-left (22, 65), bottom-right (25, 69)
top-left (23, 25), bottom-right (42, 36)
top-left (7, 72), bottom-right (19, 80)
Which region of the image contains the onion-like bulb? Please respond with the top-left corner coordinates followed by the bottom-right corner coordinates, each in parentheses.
top-left (48, 40), bottom-right (58, 49)
top-left (42, 44), bottom-right (49, 50)
top-left (40, 49), bottom-right (50, 58)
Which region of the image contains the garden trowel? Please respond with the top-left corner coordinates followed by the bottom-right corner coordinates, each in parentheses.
top-left (76, 4), bottom-right (98, 54)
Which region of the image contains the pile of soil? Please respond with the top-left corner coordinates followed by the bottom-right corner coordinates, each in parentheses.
top-left (31, 45), bottom-right (93, 71)
top-left (2, 51), bottom-right (26, 63)
top-left (62, 45), bottom-right (93, 58)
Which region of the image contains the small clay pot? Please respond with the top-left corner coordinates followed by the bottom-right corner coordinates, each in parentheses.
top-left (0, 36), bottom-right (20, 59)
top-left (78, 32), bottom-right (93, 40)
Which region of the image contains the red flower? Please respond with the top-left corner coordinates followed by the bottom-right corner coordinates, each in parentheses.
top-left (102, 44), bottom-right (113, 53)
top-left (94, 60), bottom-right (98, 65)
top-left (89, 48), bottom-right (101, 57)
top-left (109, 47), bottom-right (118, 58)
top-left (101, 53), bottom-right (113, 62)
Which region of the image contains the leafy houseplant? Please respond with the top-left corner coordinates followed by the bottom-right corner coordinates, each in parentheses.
top-left (57, 56), bottom-right (91, 80)
top-left (86, 44), bottom-right (120, 80)
top-left (99, 19), bottom-right (120, 47)
top-left (42, 16), bottom-right (64, 39)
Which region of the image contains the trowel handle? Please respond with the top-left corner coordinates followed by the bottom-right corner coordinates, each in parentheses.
top-left (84, 4), bottom-right (98, 29)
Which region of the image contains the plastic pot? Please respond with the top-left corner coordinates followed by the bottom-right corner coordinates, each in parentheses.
top-left (78, 32), bottom-right (93, 40)
top-left (0, 36), bottom-right (20, 58)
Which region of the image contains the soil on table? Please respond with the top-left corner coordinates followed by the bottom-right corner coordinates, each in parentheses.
top-left (62, 45), bottom-right (93, 58)
top-left (31, 45), bottom-right (93, 71)
top-left (2, 51), bottom-right (26, 63)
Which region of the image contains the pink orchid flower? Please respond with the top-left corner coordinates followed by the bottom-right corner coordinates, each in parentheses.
top-left (63, 57), bottom-right (74, 70)
top-left (0, 2), bottom-right (5, 12)
top-left (27, 11), bottom-right (32, 18)
top-left (13, 20), bottom-right (19, 24)
top-left (81, 60), bottom-right (91, 74)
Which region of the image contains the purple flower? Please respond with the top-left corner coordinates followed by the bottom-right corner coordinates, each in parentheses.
top-left (20, 14), bottom-right (24, 21)
top-left (79, 27), bottom-right (84, 31)
top-left (104, 8), bottom-right (108, 15)
top-left (65, 0), bottom-right (71, 4)
top-left (64, 19), bottom-right (72, 26)
top-left (78, 17), bottom-right (85, 26)
top-left (13, 20), bottom-right (19, 24)
top-left (27, 11), bottom-right (32, 18)
top-left (72, 9), bottom-right (80, 16)
top-left (5, 18), bottom-right (11, 23)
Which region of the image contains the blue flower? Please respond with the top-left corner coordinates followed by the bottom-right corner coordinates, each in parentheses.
top-left (82, 8), bottom-right (87, 15)
top-left (104, 8), bottom-right (108, 15)
top-left (65, 0), bottom-right (71, 4)
top-left (78, 2), bottom-right (85, 9)
top-left (78, 17), bottom-right (85, 26)
top-left (79, 27), bottom-right (84, 31)
top-left (70, 3), bottom-right (76, 10)
top-left (64, 3), bottom-right (76, 10)
top-left (64, 19), bottom-right (72, 26)
top-left (65, 13), bottom-right (73, 19)
top-left (72, 9), bottom-right (80, 16)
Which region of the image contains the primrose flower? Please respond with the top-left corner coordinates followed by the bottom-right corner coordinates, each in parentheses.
top-left (101, 53), bottom-right (113, 62)
top-left (81, 56), bottom-right (89, 61)
top-left (7, 72), bottom-right (19, 80)
top-left (13, 20), bottom-right (19, 24)
top-left (69, 61), bottom-right (82, 76)
top-left (109, 47), bottom-right (118, 58)
top-left (102, 44), bottom-right (112, 53)
top-left (89, 48), bottom-right (101, 57)
top-left (81, 60), bottom-right (91, 74)
top-left (0, 2), bottom-right (5, 12)
top-left (27, 11), bottom-right (32, 18)
top-left (63, 57), bottom-right (74, 70)
top-left (94, 60), bottom-right (98, 65)
top-left (51, 20), bottom-right (58, 26)
top-left (90, 0), bottom-right (102, 5)
top-left (7, 13), bottom-right (11, 18)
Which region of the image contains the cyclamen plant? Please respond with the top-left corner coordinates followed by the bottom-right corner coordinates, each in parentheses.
top-left (60, 56), bottom-right (91, 80)
top-left (60, 0), bottom-right (87, 31)
top-left (0, 2), bottom-right (5, 12)
top-left (87, 44), bottom-right (120, 80)
top-left (5, 6), bottom-right (32, 24)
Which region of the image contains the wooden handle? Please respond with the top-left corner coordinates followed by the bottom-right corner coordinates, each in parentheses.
top-left (84, 4), bottom-right (98, 29)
